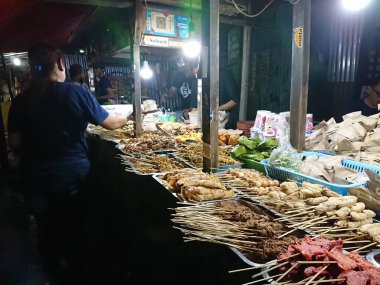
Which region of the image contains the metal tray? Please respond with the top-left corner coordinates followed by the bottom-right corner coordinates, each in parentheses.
top-left (366, 249), bottom-right (380, 268)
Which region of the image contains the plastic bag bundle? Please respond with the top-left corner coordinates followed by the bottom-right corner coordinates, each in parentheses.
top-left (268, 115), bottom-right (301, 171)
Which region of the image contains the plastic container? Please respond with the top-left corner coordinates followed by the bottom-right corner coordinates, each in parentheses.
top-left (189, 111), bottom-right (198, 126)
top-left (261, 151), bottom-right (380, 195)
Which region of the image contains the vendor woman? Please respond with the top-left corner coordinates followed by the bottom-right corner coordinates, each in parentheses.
top-left (8, 43), bottom-right (128, 285)
top-left (352, 76), bottom-right (380, 116)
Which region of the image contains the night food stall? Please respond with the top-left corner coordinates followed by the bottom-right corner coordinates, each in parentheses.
top-left (86, 0), bottom-right (380, 284)
top-left (2, 0), bottom-right (380, 284)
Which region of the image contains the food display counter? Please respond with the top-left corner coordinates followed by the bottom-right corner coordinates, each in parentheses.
top-left (85, 121), bottom-right (380, 285)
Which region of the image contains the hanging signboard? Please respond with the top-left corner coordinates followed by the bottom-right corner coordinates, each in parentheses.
top-left (145, 10), bottom-right (190, 40)
top-left (146, 10), bottom-right (176, 37)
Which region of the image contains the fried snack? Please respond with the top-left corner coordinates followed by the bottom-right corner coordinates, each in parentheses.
top-left (177, 143), bottom-right (239, 167)
top-left (162, 168), bottom-right (236, 202)
top-left (121, 133), bottom-right (176, 153)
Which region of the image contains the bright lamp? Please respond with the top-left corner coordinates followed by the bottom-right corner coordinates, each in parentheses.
top-left (140, 60), bottom-right (153, 80)
top-left (341, 0), bottom-right (372, 11)
top-left (183, 40), bottom-right (201, 58)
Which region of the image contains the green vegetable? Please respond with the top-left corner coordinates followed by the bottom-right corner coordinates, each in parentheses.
top-left (231, 145), bottom-right (247, 158)
top-left (237, 136), bottom-right (258, 150)
top-left (241, 153), bottom-right (265, 162)
top-left (268, 147), bottom-right (301, 171)
top-left (257, 138), bottom-right (279, 151)
top-left (260, 151), bottom-right (270, 158)
top-left (249, 136), bottom-right (262, 144)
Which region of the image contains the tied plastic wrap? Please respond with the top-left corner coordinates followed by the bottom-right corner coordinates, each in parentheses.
top-left (268, 115), bottom-right (301, 171)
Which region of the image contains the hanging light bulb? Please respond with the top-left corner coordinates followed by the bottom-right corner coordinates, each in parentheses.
top-left (341, 0), bottom-right (372, 11)
top-left (140, 60), bottom-right (153, 80)
top-left (183, 40), bottom-right (201, 58)
top-left (13, 57), bottom-right (21, 66)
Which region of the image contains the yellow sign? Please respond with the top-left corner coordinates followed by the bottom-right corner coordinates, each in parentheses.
top-left (294, 27), bottom-right (303, 48)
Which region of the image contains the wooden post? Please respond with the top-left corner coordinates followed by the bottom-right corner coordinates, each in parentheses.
top-left (133, 0), bottom-right (143, 137)
top-left (289, 0), bottom-right (311, 150)
top-left (239, 22), bottom-right (251, 121)
top-left (0, 53), bottom-right (10, 170)
top-left (201, 0), bottom-right (219, 173)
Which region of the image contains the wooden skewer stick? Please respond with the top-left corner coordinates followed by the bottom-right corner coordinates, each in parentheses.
top-left (241, 273), bottom-right (283, 285)
top-left (251, 261), bottom-right (290, 279)
top-left (343, 240), bottom-right (373, 244)
top-left (350, 242), bottom-right (377, 253)
top-left (278, 227), bottom-right (299, 238)
top-left (275, 262), bottom-right (299, 283)
top-left (297, 261), bottom-right (337, 264)
top-left (305, 265), bottom-right (328, 285)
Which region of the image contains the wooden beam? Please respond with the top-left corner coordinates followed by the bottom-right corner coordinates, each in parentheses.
top-left (133, 0), bottom-right (143, 137)
top-left (201, 0), bottom-right (219, 173)
top-left (289, 0), bottom-right (311, 150)
top-left (239, 1), bottom-right (251, 120)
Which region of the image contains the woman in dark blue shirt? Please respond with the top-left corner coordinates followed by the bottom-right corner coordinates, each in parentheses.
top-left (8, 43), bottom-right (128, 285)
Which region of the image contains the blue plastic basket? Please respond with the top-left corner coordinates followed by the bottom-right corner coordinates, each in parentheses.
top-left (261, 151), bottom-right (380, 196)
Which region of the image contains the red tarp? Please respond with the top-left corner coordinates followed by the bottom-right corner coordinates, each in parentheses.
top-left (0, 0), bottom-right (92, 52)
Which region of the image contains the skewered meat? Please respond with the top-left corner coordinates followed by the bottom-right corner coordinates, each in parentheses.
top-left (351, 202), bottom-right (366, 213)
top-left (322, 188), bottom-right (341, 197)
top-left (373, 235), bottom-right (380, 244)
top-left (277, 236), bottom-right (380, 285)
top-left (338, 196), bottom-right (358, 208)
top-left (177, 178), bottom-right (226, 190)
top-left (163, 168), bottom-right (236, 201)
top-left (338, 271), bottom-right (369, 285)
top-left (359, 223), bottom-right (379, 234)
top-left (335, 207), bottom-right (351, 219)
top-left (367, 227), bottom-right (380, 238)
top-left (364, 209), bottom-right (376, 218)
top-left (347, 218), bottom-right (373, 228)
top-left (351, 212), bottom-right (369, 221)
top-left (306, 196), bottom-right (329, 205)
top-left (336, 220), bottom-right (348, 227)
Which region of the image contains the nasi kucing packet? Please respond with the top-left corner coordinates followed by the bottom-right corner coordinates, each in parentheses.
top-left (268, 115), bottom-right (301, 171)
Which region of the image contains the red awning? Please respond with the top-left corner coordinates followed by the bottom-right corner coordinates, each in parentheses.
top-left (0, 0), bottom-right (92, 52)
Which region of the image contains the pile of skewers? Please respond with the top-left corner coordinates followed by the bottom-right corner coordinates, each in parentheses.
top-left (171, 200), bottom-right (301, 262)
top-left (235, 236), bottom-right (380, 285)
top-left (177, 143), bottom-right (240, 167)
top-left (118, 153), bottom-right (186, 174)
top-left (120, 133), bottom-right (176, 153)
top-left (87, 122), bottom-right (135, 140)
top-left (161, 169), bottom-right (236, 201)
top-left (218, 168), bottom-right (380, 248)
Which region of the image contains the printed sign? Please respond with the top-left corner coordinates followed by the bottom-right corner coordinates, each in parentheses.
top-left (294, 27), bottom-right (303, 48)
top-left (143, 35), bottom-right (169, 47)
top-left (176, 16), bottom-right (190, 39)
top-left (146, 10), bottom-right (176, 37)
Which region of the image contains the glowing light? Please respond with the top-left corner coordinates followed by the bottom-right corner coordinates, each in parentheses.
top-left (341, 0), bottom-right (372, 11)
top-left (13, 58), bottom-right (21, 66)
top-left (79, 49), bottom-right (85, 54)
top-left (140, 61), bottom-right (153, 80)
top-left (183, 40), bottom-right (201, 58)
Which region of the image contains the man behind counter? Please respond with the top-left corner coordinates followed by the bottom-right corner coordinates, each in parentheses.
top-left (93, 64), bottom-right (115, 104)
